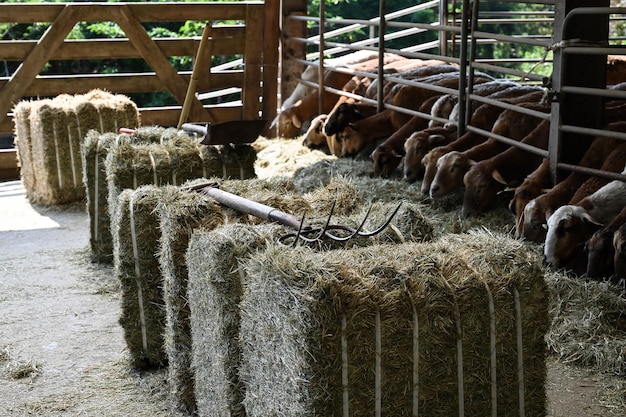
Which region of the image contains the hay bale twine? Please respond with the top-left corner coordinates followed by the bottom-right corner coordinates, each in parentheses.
top-left (239, 230), bottom-right (549, 417)
top-left (186, 223), bottom-right (281, 417)
top-left (112, 185), bottom-right (168, 369)
top-left (13, 100), bottom-right (36, 193)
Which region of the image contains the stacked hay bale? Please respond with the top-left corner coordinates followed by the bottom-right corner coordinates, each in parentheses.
top-left (82, 126), bottom-right (170, 263)
top-left (12, 90), bottom-right (139, 205)
top-left (185, 182), bottom-right (436, 417)
top-left (187, 223), bottom-right (281, 417)
top-left (13, 101), bottom-right (36, 193)
top-left (86, 126), bottom-right (256, 263)
top-left (237, 230), bottom-right (549, 417)
top-left (156, 178), bottom-right (311, 415)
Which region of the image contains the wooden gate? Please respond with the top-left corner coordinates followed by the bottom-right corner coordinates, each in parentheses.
top-left (0, 2), bottom-right (279, 135)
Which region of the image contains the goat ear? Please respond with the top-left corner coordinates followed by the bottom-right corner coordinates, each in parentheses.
top-left (492, 169), bottom-right (508, 185)
top-left (292, 114), bottom-right (302, 129)
top-left (582, 212), bottom-right (604, 227)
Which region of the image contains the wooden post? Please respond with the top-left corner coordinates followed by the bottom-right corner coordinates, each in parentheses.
top-left (280, 0), bottom-right (307, 111)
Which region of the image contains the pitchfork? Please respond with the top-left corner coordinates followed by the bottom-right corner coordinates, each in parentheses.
top-left (183, 182), bottom-right (402, 246)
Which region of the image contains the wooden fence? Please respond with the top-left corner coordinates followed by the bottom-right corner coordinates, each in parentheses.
top-left (0, 1), bottom-right (279, 136)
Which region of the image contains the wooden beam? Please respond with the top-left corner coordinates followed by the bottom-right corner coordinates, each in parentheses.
top-left (0, 5), bottom-right (80, 128)
top-left (109, 4), bottom-right (210, 122)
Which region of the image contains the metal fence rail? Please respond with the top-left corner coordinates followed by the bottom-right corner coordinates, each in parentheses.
top-left (283, 0), bottom-right (626, 185)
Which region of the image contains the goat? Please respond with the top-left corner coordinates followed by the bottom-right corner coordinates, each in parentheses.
top-left (416, 89), bottom-right (546, 190)
top-left (324, 64), bottom-right (460, 136)
top-left (278, 51), bottom-right (385, 112)
top-left (402, 127), bottom-right (458, 182)
top-left (519, 129), bottom-right (626, 243)
top-left (544, 165), bottom-right (626, 272)
top-left (370, 95), bottom-right (443, 177)
top-left (441, 80), bottom-right (528, 128)
top-left (428, 94), bottom-right (459, 128)
top-left (302, 114), bottom-right (331, 152)
top-left (585, 206), bottom-right (626, 280)
top-left (509, 158), bottom-right (552, 238)
top-left (323, 101), bottom-right (378, 136)
top-left (387, 72), bottom-right (494, 129)
top-left (335, 109), bottom-right (396, 158)
top-left (614, 223), bottom-right (626, 281)
top-left (428, 135), bottom-right (513, 199)
top-left (425, 99), bottom-right (548, 200)
top-left (461, 106), bottom-right (550, 217)
top-left (569, 150), bottom-right (626, 205)
top-left (274, 73), bottom-right (353, 138)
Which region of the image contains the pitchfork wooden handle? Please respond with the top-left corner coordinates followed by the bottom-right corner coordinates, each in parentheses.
top-left (201, 186), bottom-right (303, 230)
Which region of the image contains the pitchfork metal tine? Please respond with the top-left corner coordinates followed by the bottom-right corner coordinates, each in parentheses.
top-left (290, 200), bottom-right (339, 244)
top-left (291, 211), bottom-right (308, 247)
top-left (355, 201), bottom-right (403, 237)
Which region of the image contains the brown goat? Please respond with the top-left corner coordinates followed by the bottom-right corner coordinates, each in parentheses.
top-left (613, 223), bottom-right (626, 282)
top-left (370, 96), bottom-right (443, 177)
top-left (520, 137), bottom-right (626, 243)
top-left (462, 105), bottom-right (550, 217)
top-left (586, 206), bottom-right (626, 280)
top-left (417, 89), bottom-right (545, 191)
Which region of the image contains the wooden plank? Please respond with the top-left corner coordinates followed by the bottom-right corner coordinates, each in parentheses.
top-left (0, 38), bottom-right (244, 61)
top-left (242, 4), bottom-right (264, 120)
top-left (0, 5), bottom-right (80, 130)
top-left (0, 3), bottom-right (254, 23)
top-left (109, 4), bottom-right (210, 122)
top-left (139, 105), bottom-right (241, 128)
top-left (262, 0), bottom-right (280, 125)
top-left (0, 72), bottom-right (245, 97)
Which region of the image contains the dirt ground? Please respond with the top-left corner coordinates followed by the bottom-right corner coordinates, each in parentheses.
top-left (0, 178), bottom-right (624, 417)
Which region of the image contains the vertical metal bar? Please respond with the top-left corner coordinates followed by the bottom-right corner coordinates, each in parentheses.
top-left (463, 0), bottom-right (480, 131)
top-left (377, 0), bottom-right (387, 113)
top-left (457, 0), bottom-right (470, 136)
top-left (439, 0), bottom-right (449, 56)
top-left (318, 0), bottom-right (326, 116)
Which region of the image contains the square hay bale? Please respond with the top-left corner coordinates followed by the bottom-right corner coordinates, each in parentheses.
top-left (157, 184), bottom-right (229, 416)
top-left (186, 223), bottom-right (281, 417)
top-left (183, 195), bottom-right (435, 417)
top-left (112, 186), bottom-right (169, 369)
top-left (156, 178), bottom-right (312, 416)
top-left (105, 135), bottom-right (257, 248)
top-left (82, 127), bottom-right (168, 263)
top-left (13, 89), bottom-right (139, 205)
top-left (239, 230), bottom-right (549, 417)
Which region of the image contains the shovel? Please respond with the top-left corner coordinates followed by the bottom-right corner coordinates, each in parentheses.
top-left (181, 119), bottom-right (268, 145)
